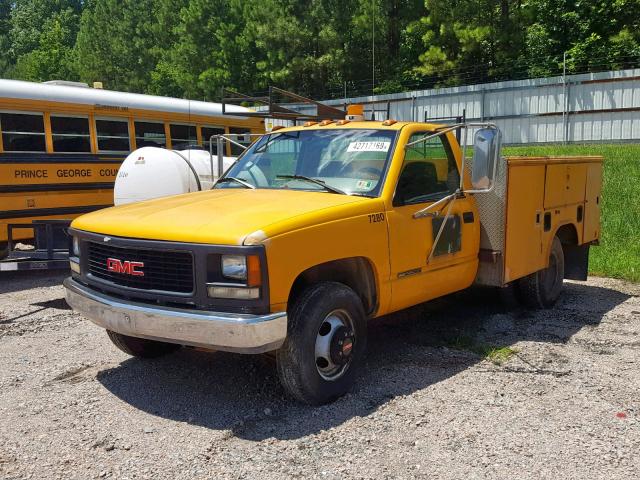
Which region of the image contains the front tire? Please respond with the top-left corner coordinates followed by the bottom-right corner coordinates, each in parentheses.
top-left (106, 330), bottom-right (181, 358)
top-left (516, 236), bottom-right (565, 308)
top-left (277, 282), bottom-right (367, 405)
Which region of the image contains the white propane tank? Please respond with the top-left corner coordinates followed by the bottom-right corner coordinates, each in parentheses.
top-left (114, 147), bottom-right (236, 205)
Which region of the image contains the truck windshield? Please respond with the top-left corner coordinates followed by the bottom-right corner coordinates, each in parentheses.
top-left (215, 129), bottom-right (397, 196)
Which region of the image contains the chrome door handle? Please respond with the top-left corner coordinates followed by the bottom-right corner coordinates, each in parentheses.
top-left (413, 211), bottom-right (440, 219)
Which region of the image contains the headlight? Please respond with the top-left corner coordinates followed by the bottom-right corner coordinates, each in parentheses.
top-left (72, 236), bottom-right (80, 256)
top-left (222, 255), bottom-right (247, 281)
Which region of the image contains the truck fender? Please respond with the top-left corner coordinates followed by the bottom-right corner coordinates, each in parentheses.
top-left (288, 257), bottom-right (379, 317)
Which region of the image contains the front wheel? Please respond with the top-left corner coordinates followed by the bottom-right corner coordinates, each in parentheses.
top-left (516, 236), bottom-right (565, 308)
top-left (277, 282), bottom-right (367, 405)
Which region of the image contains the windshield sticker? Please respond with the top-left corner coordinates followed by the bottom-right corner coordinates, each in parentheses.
top-left (347, 141), bottom-right (391, 153)
top-left (356, 180), bottom-right (374, 190)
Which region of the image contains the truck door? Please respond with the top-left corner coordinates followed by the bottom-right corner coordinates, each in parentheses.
top-left (385, 130), bottom-right (480, 312)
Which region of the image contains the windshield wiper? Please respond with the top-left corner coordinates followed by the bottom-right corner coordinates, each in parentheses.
top-left (276, 175), bottom-right (348, 195)
top-left (215, 176), bottom-right (256, 189)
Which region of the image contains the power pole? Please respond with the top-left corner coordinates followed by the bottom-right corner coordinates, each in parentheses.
top-left (372, 0), bottom-right (375, 95)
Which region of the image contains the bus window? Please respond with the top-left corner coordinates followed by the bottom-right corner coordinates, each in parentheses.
top-left (201, 126), bottom-right (225, 154)
top-left (51, 115), bottom-right (91, 153)
top-left (170, 124), bottom-right (197, 149)
top-left (0, 112), bottom-right (46, 152)
top-left (229, 127), bottom-right (252, 156)
top-left (134, 121), bottom-right (166, 148)
top-left (96, 118), bottom-right (130, 152)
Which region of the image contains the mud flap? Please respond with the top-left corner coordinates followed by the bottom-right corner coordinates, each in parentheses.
top-left (563, 244), bottom-right (590, 281)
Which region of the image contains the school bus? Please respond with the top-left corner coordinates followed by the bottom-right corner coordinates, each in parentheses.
top-left (0, 79), bottom-right (263, 253)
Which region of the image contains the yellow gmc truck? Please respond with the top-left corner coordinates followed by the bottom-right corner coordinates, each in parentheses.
top-left (64, 114), bottom-right (602, 404)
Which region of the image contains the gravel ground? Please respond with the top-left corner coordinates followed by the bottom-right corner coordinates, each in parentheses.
top-left (0, 272), bottom-right (638, 480)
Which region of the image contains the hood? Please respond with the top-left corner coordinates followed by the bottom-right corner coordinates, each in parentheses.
top-left (72, 189), bottom-right (379, 245)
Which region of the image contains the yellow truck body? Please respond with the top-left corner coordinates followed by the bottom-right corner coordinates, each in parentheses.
top-left (64, 119), bottom-right (602, 404)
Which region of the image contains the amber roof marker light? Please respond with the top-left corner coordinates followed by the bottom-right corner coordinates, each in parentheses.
top-left (345, 105), bottom-right (365, 122)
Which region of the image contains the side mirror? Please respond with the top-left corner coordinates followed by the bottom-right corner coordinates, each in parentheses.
top-left (470, 127), bottom-right (501, 192)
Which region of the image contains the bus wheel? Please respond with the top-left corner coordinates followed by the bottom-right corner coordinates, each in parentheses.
top-left (277, 282), bottom-right (367, 405)
top-left (516, 236), bottom-right (565, 309)
top-left (106, 330), bottom-right (180, 358)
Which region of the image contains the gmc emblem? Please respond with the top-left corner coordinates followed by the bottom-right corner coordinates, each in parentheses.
top-left (106, 257), bottom-right (144, 276)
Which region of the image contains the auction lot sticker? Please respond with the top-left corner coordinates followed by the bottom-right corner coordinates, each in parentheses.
top-left (347, 141), bottom-right (391, 152)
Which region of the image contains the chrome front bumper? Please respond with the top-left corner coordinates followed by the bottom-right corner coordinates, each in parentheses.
top-left (64, 278), bottom-right (287, 354)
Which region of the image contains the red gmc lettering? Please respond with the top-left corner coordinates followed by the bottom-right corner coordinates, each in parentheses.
top-left (106, 258), bottom-right (144, 276)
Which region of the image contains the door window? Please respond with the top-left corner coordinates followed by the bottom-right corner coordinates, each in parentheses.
top-left (394, 132), bottom-right (459, 205)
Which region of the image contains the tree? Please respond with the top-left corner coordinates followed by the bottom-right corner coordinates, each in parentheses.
top-left (414, 0), bottom-right (525, 86)
top-left (148, 0), bottom-right (245, 99)
top-left (520, 0), bottom-right (640, 77)
top-left (9, 0), bottom-right (82, 59)
top-left (0, 0), bottom-right (12, 76)
top-left (1, 0), bottom-right (638, 98)
top-left (75, 0), bottom-right (179, 92)
top-left (11, 8), bottom-right (80, 81)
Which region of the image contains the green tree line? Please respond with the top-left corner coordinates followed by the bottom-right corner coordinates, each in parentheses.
top-left (1, 0), bottom-right (639, 100)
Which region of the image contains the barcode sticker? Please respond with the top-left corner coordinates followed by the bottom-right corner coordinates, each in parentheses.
top-left (347, 141), bottom-right (391, 153)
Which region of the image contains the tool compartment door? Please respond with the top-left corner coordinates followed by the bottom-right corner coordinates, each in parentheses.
top-left (544, 163), bottom-right (588, 207)
top-left (583, 162), bottom-right (602, 243)
top-left (504, 162), bottom-right (546, 283)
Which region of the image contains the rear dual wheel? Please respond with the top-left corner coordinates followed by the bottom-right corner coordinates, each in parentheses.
top-left (516, 236), bottom-right (565, 308)
top-left (277, 282), bottom-right (367, 405)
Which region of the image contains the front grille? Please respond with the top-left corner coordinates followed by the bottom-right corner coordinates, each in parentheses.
top-left (87, 241), bottom-right (194, 293)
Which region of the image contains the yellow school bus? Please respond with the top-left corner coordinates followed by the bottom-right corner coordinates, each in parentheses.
top-left (0, 79), bottom-right (263, 252)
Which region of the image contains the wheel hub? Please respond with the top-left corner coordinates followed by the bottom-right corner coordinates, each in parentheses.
top-left (329, 326), bottom-right (355, 366)
top-left (314, 310), bottom-right (356, 380)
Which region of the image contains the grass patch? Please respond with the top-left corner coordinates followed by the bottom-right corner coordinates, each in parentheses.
top-left (483, 346), bottom-right (518, 365)
top-left (503, 144), bottom-right (640, 282)
top-left (446, 335), bottom-right (518, 365)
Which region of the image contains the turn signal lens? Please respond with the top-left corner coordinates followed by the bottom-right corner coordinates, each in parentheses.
top-left (247, 255), bottom-right (261, 287)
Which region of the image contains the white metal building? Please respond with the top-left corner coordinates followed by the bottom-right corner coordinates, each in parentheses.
top-left (278, 68), bottom-right (640, 145)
